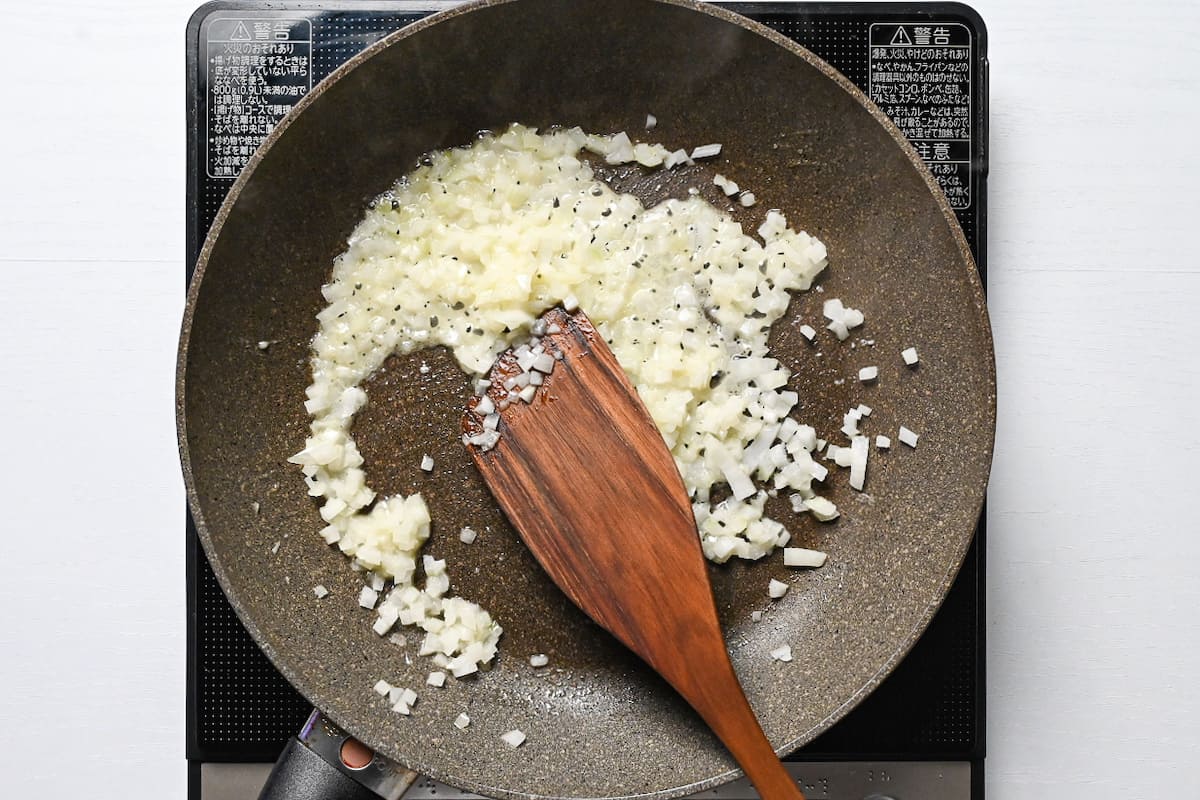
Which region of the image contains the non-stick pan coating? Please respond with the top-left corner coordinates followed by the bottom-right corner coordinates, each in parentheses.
top-left (178, 1), bottom-right (995, 797)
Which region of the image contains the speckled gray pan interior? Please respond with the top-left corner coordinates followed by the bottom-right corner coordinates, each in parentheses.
top-left (177, 1), bottom-right (996, 797)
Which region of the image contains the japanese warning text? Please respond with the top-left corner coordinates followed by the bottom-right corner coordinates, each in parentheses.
top-left (869, 23), bottom-right (973, 209)
top-left (205, 18), bottom-right (312, 179)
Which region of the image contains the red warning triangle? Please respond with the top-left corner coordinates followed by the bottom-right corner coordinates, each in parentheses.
top-left (890, 26), bottom-right (913, 46)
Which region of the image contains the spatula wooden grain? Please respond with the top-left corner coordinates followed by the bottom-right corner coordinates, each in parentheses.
top-left (463, 307), bottom-right (805, 800)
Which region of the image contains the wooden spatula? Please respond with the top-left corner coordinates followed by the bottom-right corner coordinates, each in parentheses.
top-left (462, 307), bottom-right (805, 800)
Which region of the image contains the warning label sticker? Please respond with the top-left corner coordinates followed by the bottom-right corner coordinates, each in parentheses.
top-left (204, 18), bottom-right (312, 179)
top-left (868, 22), bottom-right (972, 209)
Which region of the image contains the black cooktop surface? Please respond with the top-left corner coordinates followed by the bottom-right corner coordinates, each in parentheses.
top-left (186, 0), bottom-right (988, 786)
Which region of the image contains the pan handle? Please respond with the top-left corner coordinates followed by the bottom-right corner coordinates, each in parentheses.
top-left (258, 710), bottom-right (419, 800)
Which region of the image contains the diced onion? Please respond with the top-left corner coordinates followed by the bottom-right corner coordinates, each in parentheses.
top-left (901, 346), bottom-right (919, 365)
top-left (721, 462), bottom-right (757, 502)
top-left (841, 411), bottom-right (860, 438)
top-left (848, 436), bottom-right (868, 491)
top-left (803, 497), bottom-right (839, 521)
top-left (454, 713), bottom-right (471, 730)
top-left (768, 578), bottom-right (789, 599)
top-left (713, 174), bottom-right (740, 196)
top-left (829, 445), bottom-right (851, 467)
top-left (770, 645), bottom-right (793, 662)
top-left (449, 657), bottom-right (479, 678)
top-left (602, 131), bottom-right (635, 164)
top-left (664, 148), bottom-right (690, 169)
top-left (501, 729), bottom-right (527, 748)
top-left (633, 143), bottom-right (667, 168)
top-left (784, 547), bottom-right (828, 568)
top-left (294, 125), bottom-right (841, 673)
top-left (822, 298), bottom-right (864, 341)
top-left (373, 607), bottom-right (398, 636)
top-left (529, 653), bottom-right (549, 668)
top-left (899, 426), bottom-right (920, 448)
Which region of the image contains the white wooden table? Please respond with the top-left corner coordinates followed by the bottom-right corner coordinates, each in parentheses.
top-left (0, 1), bottom-right (1195, 796)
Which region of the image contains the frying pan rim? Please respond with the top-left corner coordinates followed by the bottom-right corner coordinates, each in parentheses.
top-left (176, 1), bottom-right (996, 797)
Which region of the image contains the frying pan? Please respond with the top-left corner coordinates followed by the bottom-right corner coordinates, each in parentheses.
top-left (177, 0), bottom-right (995, 798)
